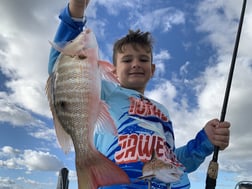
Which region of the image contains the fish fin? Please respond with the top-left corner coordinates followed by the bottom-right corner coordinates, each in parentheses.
top-left (45, 74), bottom-right (73, 154)
top-left (79, 151), bottom-right (130, 188)
top-left (52, 110), bottom-right (73, 154)
top-left (137, 174), bottom-right (156, 181)
top-left (95, 101), bottom-right (118, 135)
top-left (98, 60), bottom-right (120, 84)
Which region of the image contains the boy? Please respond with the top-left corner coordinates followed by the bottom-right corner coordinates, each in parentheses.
top-left (48, 0), bottom-right (230, 188)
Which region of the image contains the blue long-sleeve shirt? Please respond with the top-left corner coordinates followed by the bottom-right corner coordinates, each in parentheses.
top-left (48, 5), bottom-right (214, 189)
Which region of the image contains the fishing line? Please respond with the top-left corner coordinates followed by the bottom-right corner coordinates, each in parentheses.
top-left (205, 0), bottom-right (247, 188)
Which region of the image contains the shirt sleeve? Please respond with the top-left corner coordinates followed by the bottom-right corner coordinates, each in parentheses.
top-left (175, 129), bottom-right (214, 173)
top-left (48, 4), bottom-right (87, 74)
top-left (101, 80), bottom-right (118, 101)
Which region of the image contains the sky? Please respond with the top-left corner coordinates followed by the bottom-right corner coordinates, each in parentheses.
top-left (0, 0), bottom-right (252, 189)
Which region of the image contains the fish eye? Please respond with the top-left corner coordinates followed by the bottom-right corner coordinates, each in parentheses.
top-left (78, 55), bottom-right (87, 59)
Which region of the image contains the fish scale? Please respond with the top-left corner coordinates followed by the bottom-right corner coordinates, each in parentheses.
top-left (55, 57), bottom-right (98, 151)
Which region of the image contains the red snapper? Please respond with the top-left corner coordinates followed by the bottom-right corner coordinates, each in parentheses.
top-left (46, 29), bottom-right (130, 189)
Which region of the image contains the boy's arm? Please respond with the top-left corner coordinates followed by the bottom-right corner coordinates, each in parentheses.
top-left (48, 0), bottom-right (90, 74)
top-left (175, 129), bottom-right (214, 173)
top-left (175, 119), bottom-right (229, 173)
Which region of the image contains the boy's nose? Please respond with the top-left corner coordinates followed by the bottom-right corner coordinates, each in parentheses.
top-left (131, 59), bottom-right (140, 68)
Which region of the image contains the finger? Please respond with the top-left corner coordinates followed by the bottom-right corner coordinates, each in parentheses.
top-left (217, 140), bottom-right (229, 150)
top-left (213, 134), bottom-right (229, 143)
top-left (218, 121), bottom-right (231, 128)
top-left (214, 127), bottom-right (230, 136)
top-left (213, 132), bottom-right (230, 150)
top-left (212, 135), bottom-right (229, 149)
top-left (209, 119), bottom-right (220, 127)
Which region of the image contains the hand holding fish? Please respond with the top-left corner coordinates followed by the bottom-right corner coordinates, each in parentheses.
top-left (204, 119), bottom-right (230, 150)
top-left (69, 0), bottom-right (90, 18)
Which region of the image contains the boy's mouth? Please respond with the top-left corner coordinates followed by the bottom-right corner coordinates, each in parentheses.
top-left (128, 72), bottom-right (144, 76)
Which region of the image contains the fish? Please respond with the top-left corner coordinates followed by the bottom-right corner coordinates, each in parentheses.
top-left (46, 28), bottom-right (130, 189)
top-left (138, 152), bottom-right (184, 185)
top-left (129, 112), bottom-right (184, 187)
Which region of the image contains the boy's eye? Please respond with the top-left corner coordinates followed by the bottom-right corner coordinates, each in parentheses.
top-left (120, 56), bottom-right (150, 63)
top-left (140, 58), bottom-right (149, 62)
top-left (139, 54), bottom-right (151, 62)
top-left (122, 58), bottom-right (132, 63)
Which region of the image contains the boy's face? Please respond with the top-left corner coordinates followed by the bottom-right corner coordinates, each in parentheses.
top-left (113, 44), bottom-right (155, 94)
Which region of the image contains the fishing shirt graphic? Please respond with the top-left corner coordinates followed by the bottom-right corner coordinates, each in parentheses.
top-left (96, 81), bottom-right (185, 188)
top-left (113, 95), bottom-right (181, 167)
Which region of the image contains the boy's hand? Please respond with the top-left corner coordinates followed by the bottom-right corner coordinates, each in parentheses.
top-left (69, 0), bottom-right (90, 18)
top-left (204, 119), bottom-right (230, 150)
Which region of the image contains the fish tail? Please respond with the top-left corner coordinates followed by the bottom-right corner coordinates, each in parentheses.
top-left (77, 151), bottom-right (130, 189)
top-left (91, 151), bottom-right (130, 187)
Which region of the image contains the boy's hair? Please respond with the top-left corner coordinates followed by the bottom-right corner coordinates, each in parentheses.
top-left (112, 29), bottom-right (154, 66)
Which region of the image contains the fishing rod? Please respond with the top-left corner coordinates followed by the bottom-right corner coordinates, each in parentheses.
top-left (205, 0), bottom-right (247, 189)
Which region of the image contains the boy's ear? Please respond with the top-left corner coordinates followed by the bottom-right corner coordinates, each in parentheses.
top-left (112, 66), bottom-right (119, 79)
top-left (151, 64), bottom-right (156, 76)
top-left (112, 66), bottom-right (117, 75)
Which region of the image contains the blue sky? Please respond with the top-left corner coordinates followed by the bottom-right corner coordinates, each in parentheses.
top-left (0, 0), bottom-right (252, 188)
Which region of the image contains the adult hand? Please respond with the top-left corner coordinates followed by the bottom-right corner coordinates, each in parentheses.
top-left (204, 119), bottom-right (230, 150)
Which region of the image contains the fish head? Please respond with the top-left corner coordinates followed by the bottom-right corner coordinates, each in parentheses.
top-left (48, 28), bottom-right (101, 133)
top-left (139, 153), bottom-right (184, 184)
top-left (50, 28), bottom-right (98, 63)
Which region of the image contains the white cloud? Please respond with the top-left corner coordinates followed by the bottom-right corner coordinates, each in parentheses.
top-left (146, 80), bottom-right (178, 111)
top-left (1, 146), bottom-right (20, 157)
top-left (131, 7), bottom-right (185, 32)
top-left (146, 0), bottom-right (252, 182)
top-left (0, 176), bottom-right (55, 189)
top-left (22, 150), bottom-right (63, 171)
top-left (195, 0), bottom-right (252, 57)
top-left (194, 1), bottom-right (252, 177)
top-left (0, 0), bottom-right (252, 188)
top-left (95, 0), bottom-right (142, 16)
top-left (68, 169), bottom-right (77, 181)
top-left (153, 50), bottom-right (171, 78)
top-left (0, 1), bottom-right (64, 120)
top-left (17, 177), bottom-right (41, 186)
top-left (0, 177), bottom-right (16, 189)
top-left (29, 127), bottom-right (56, 142)
top-left (179, 61), bottom-right (190, 76)
top-left (0, 146), bottom-right (63, 172)
top-left (154, 50), bottom-right (171, 60)
top-left (0, 92), bottom-right (44, 126)
top-left (196, 0), bottom-right (252, 180)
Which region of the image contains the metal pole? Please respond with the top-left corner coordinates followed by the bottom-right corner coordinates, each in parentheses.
top-left (205, 0), bottom-right (247, 188)
top-left (56, 167), bottom-right (69, 189)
